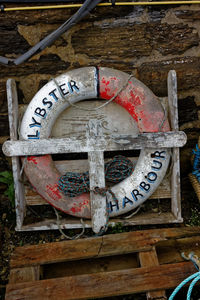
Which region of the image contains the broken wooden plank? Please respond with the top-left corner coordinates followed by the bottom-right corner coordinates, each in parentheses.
top-left (10, 227), bottom-right (200, 268)
top-left (5, 262), bottom-right (196, 300)
top-left (139, 248), bottom-right (166, 300)
top-left (3, 131), bottom-right (187, 157)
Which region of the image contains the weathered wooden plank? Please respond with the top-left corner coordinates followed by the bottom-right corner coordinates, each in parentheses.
top-left (3, 131), bottom-right (187, 157)
top-left (168, 70), bottom-right (182, 221)
top-left (157, 236), bottom-right (200, 265)
top-left (6, 79), bottom-right (25, 230)
top-left (9, 266), bottom-right (40, 284)
top-left (10, 227), bottom-right (200, 268)
top-left (5, 262), bottom-right (196, 300)
top-left (139, 249), bottom-right (166, 299)
top-left (16, 212), bottom-right (180, 231)
top-left (87, 120), bottom-right (107, 234)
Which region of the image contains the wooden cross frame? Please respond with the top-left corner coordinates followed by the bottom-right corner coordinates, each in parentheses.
top-left (3, 70), bottom-right (186, 233)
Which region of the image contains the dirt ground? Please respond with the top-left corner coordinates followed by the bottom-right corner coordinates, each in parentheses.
top-left (1, 165), bottom-right (200, 300)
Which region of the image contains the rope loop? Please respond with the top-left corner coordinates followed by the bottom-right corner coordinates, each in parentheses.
top-left (58, 155), bottom-right (134, 198)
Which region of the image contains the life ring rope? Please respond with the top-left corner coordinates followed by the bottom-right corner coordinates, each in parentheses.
top-left (52, 73), bottom-right (134, 113)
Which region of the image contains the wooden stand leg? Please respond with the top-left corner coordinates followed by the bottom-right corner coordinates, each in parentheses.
top-left (167, 70), bottom-right (182, 222)
top-left (87, 119), bottom-right (107, 234)
top-left (7, 79), bottom-right (26, 230)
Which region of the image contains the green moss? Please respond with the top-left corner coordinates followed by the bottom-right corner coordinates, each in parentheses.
top-left (188, 207), bottom-right (200, 226)
top-left (0, 171), bottom-right (15, 208)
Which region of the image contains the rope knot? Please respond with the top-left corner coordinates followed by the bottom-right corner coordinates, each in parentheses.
top-left (93, 186), bottom-right (119, 204)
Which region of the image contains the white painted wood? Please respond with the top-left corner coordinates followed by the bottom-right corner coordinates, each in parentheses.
top-left (168, 70), bottom-right (182, 222)
top-left (87, 120), bottom-right (107, 234)
top-left (3, 131), bottom-right (187, 157)
top-left (6, 79), bottom-right (25, 230)
top-left (16, 212), bottom-right (182, 232)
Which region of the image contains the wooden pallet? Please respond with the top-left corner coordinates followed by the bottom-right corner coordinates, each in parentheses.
top-left (5, 226), bottom-right (200, 300)
top-left (5, 70), bottom-right (185, 231)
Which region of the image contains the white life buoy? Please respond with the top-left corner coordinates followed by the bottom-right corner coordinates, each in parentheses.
top-left (20, 67), bottom-right (170, 218)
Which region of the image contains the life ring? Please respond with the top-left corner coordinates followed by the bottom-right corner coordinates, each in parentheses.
top-left (20, 67), bottom-right (170, 218)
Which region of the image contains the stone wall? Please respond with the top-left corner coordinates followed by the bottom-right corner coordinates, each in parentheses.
top-left (0, 2), bottom-right (200, 178)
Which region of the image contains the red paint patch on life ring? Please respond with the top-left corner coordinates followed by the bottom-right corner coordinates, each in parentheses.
top-left (27, 156), bottom-right (38, 165)
top-left (46, 183), bottom-right (62, 201)
top-left (70, 199), bottom-right (89, 214)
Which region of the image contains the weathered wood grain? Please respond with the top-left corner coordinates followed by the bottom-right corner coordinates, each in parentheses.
top-left (10, 227), bottom-right (200, 268)
top-left (87, 120), bottom-right (107, 234)
top-left (157, 236), bottom-right (200, 265)
top-left (168, 70), bottom-right (182, 221)
top-left (139, 249), bottom-right (167, 299)
top-left (17, 212), bottom-right (181, 231)
top-left (5, 262), bottom-right (197, 300)
top-left (3, 131), bottom-right (187, 157)
top-left (9, 266), bottom-right (40, 284)
top-left (6, 79), bottom-right (25, 229)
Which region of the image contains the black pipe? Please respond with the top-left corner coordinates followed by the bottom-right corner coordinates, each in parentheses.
top-left (0, 0), bottom-right (102, 66)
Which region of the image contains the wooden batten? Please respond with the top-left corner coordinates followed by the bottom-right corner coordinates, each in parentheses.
top-left (6, 79), bottom-right (26, 230)
top-left (168, 70), bottom-right (182, 221)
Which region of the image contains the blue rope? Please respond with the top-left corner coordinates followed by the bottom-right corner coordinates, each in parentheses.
top-left (169, 252), bottom-right (200, 300)
top-left (58, 155), bottom-right (134, 197)
top-left (169, 271), bottom-right (200, 300)
top-left (187, 274), bottom-right (200, 300)
top-left (192, 144), bottom-right (200, 182)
